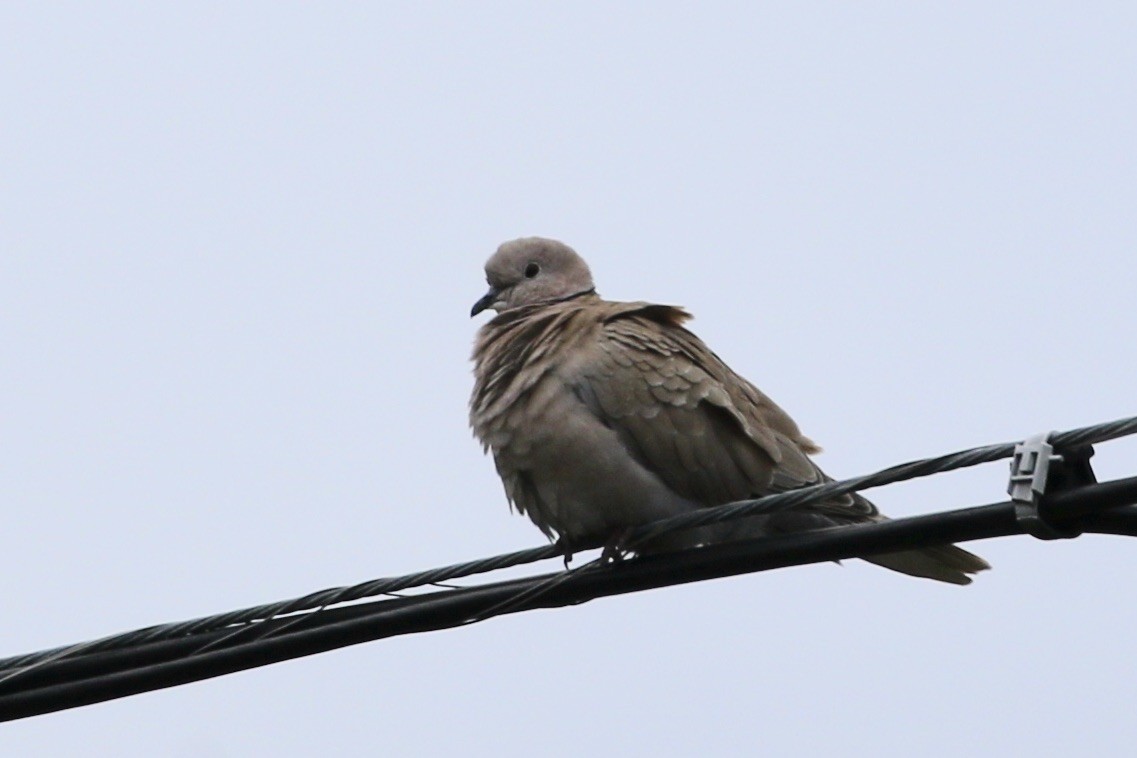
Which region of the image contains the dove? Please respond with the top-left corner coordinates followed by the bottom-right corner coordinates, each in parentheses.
top-left (469, 237), bottom-right (990, 584)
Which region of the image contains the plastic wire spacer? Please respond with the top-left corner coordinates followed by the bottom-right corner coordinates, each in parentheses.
top-left (1007, 432), bottom-right (1077, 540)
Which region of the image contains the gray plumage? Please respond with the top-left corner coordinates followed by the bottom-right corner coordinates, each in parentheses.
top-left (469, 237), bottom-right (990, 584)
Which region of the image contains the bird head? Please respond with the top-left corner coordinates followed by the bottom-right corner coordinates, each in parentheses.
top-left (471, 237), bottom-right (595, 316)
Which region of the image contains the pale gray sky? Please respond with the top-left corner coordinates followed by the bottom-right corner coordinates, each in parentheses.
top-left (3, 3), bottom-right (1136, 756)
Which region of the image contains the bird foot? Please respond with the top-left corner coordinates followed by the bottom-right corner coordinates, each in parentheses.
top-left (555, 537), bottom-right (575, 569)
top-left (600, 529), bottom-right (633, 564)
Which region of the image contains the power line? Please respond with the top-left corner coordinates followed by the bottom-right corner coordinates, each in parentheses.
top-left (2, 480), bottom-right (1136, 722)
top-left (1, 416), bottom-right (1135, 721)
top-left (6, 415), bottom-right (1134, 674)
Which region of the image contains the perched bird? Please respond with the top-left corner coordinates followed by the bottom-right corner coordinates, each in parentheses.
top-left (469, 237), bottom-right (990, 584)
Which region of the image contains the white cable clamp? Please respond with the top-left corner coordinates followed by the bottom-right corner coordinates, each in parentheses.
top-left (1008, 432), bottom-right (1073, 539)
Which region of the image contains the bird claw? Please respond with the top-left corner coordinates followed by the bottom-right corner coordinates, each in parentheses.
top-left (555, 537), bottom-right (575, 569)
top-left (600, 529), bottom-right (633, 564)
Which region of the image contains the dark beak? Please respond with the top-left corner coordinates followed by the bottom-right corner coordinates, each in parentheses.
top-left (470, 287), bottom-right (500, 317)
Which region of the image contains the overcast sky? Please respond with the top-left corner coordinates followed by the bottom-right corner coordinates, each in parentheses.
top-left (3, 3), bottom-right (1136, 756)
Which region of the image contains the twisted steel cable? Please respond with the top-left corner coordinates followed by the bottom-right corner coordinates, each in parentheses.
top-left (1, 414), bottom-right (1134, 678)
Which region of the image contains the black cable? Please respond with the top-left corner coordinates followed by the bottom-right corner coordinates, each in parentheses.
top-left (2, 476), bottom-right (1136, 723)
top-left (5, 413), bottom-right (1133, 677)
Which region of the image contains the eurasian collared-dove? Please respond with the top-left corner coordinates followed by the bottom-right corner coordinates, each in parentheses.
top-left (469, 237), bottom-right (990, 584)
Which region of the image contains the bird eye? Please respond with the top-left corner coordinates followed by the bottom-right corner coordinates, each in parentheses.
top-left (524, 262), bottom-right (540, 278)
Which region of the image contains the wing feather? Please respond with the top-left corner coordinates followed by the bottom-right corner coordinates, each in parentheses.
top-left (570, 305), bottom-right (844, 509)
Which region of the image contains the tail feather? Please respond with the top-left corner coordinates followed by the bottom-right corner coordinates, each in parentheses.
top-left (862, 544), bottom-right (991, 585)
top-left (708, 507), bottom-right (992, 586)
